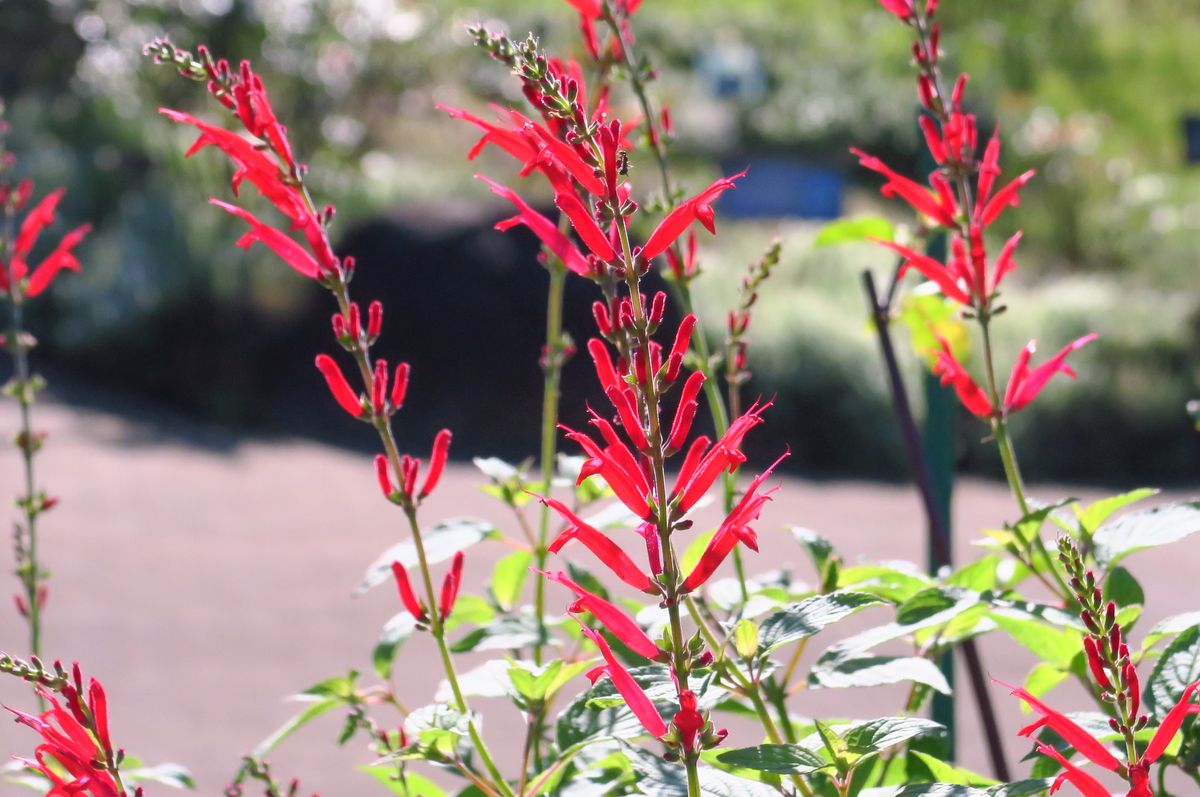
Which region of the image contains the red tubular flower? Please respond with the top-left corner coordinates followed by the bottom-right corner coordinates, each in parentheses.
top-left (541, 497), bottom-right (657, 593)
top-left (437, 104), bottom-right (540, 164)
top-left (878, 0), bottom-right (915, 19)
top-left (391, 362), bottom-right (410, 408)
top-left (527, 123), bottom-right (607, 197)
top-left (1003, 334), bottom-right (1098, 413)
top-left (978, 169), bottom-right (1036, 226)
top-left (996, 679), bottom-right (1122, 772)
top-left (555, 191), bottom-right (616, 261)
top-left (211, 199), bottom-right (324, 279)
top-left (579, 625), bottom-right (668, 739)
top-left (851, 148), bottom-right (958, 228)
top-left (375, 454), bottom-right (395, 500)
top-left (605, 385), bottom-right (650, 452)
top-left (477, 176), bottom-right (592, 276)
top-left (233, 60), bottom-right (295, 170)
top-left (314, 354), bottom-right (364, 417)
top-left (874, 238), bottom-right (971, 304)
top-left (931, 339), bottom-right (994, 418)
top-left (87, 679), bottom-right (112, 757)
top-left (672, 400), bottom-right (769, 513)
top-left (1144, 682), bottom-right (1200, 763)
top-left (1082, 637), bottom-right (1112, 690)
top-left (24, 223), bottom-right (91, 298)
top-left (674, 690), bottom-right (706, 754)
top-left (664, 230), bottom-right (699, 281)
top-left (538, 569), bottom-right (662, 660)
top-left (588, 338), bottom-right (621, 393)
top-left (642, 171), bottom-right (747, 260)
top-left (666, 370), bottom-right (706, 452)
top-left (390, 561), bottom-right (428, 622)
top-left (681, 451), bottom-right (788, 593)
top-left (439, 551), bottom-right (464, 620)
top-left (1034, 742), bottom-right (1110, 797)
top-left (421, 429), bottom-right (453, 497)
top-left (664, 314), bottom-right (697, 383)
top-left (12, 189), bottom-right (65, 257)
top-left (562, 424), bottom-right (652, 519)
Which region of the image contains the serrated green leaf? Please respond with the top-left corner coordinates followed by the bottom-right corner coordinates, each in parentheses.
top-left (757, 592), bottom-right (882, 654)
top-left (716, 744), bottom-right (827, 775)
top-left (357, 518), bottom-right (500, 594)
top-left (810, 655), bottom-right (951, 694)
top-left (1093, 501), bottom-right (1200, 567)
top-left (1145, 624), bottom-right (1200, 720)
top-left (841, 717), bottom-right (944, 754)
top-left (1076, 488), bottom-right (1158, 534)
top-left (492, 550), bottom-right (532, 611)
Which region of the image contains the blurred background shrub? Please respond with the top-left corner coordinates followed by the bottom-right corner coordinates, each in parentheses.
top-left (1, 0), bottom-right (1197, 482)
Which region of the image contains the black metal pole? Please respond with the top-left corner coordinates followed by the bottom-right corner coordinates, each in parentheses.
top-left (862, 269), bottom-right (1010, 781)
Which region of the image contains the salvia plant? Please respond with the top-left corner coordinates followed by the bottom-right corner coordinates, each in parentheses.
top-left (2, 1), bottom-right (1200, 796)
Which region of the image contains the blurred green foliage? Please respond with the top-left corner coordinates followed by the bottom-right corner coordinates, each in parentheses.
top-left (1, 0), bottom-right (1197, 479)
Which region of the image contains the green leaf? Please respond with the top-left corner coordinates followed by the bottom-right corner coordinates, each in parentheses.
top-left (1143, 613), bottom-right (1200, 651)
top-left (1145, 624), bottom-right (1200, 720)
top-left (733, 619), bottom-right (760, 659)
top-left (837, 565), bottom-right (932, 603)
top-left (1093, 501), bottom-right (1200, 567)
top-left (840, 717), bottom-right (944, 754)
top-left (625, 745), bottom-right (780, 796)
top-left (757, 592), bottom-right (883, 654)
top-left (357, 518), bottom-right (500, 594)
top-left (790, 526), bottom-right (835, 570)
top-left (810, 655), bottom-right (952, 694)
top-left (947, 556), bottom-right (1001, 593)
top-left (682, 529), bottom-right (717, 577)
top-left (813, 216), bottom-right (894, 248)
top-left (373, 613), bottom-right (418, 681)
top-left (1024, 662), bottom-right (1069, 699)
top-left (1103, 565), bottom-right (1144, 610)
top-left (1075, 488), bottom-right (1159, 534)
top-left (716, 744), bottom-right (827, 775)
top-left (450, 615), bottom-right (543, 652)
top-left (860, 784), bottom-right (1051, 797)
top-left (988, 612), bottom-right (1082, 668)
top-left (491, 550), bottom-right (532, 611)
top-left (359, 766), bottom-right (447, 797)
top-left (252, 696), bottom-right (343, 757)
top-left (898, 287), bottom-right (969, 368)
top-left (122, 763), bottom-right (196, 790)
top-left (909, 751), bottom-right (996, 786)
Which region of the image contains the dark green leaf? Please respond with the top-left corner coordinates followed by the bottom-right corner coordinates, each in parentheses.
top-left (841, 717), bottom-right (945, 754)
top-left (625, 745), bottom-right (780, 796)
top-left (1103, 566), bottom-right (1144, 609)
top-left (1146, 624), bottom-right (1200, 720)
top-left (716, 744), bottom-right (827, 775)
top-left (757, 592), bottom-right (882, 654)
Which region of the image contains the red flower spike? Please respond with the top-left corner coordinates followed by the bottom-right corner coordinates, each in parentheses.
top-left (1126, 662), bottom-right (1141, 719)
top-left (391, 362), bottom-right (411, 409)
top-left (874, 238), bottom-right (971, 304)
top-left (674, 690), bottom-right (706, 754)
top-left (538, 569), bottom-right (662, 660)
top-left (13, 188), bottom-right (64, 260)
top-left (667, 370), bottom-right (706, 452)
top-left (643, 171), bottom-right (746, 260)
top-left (919, 116), bottom-right (946, 164)
top-left (477, 175), bottom-right (591, 276)
top-left (979, 169), bottom-right (1036, 226)
top-left (421, 429), bottom-right (453, 497)
top-left (578, 625), bottom-right (668, 739)
top-left (648, 291), bottom-right (667, 327)
top-left (1082, 637), bottom-right (1111, 690)
top-left (673, 401), bottom-right (768, 512)
top-left (375, 454), bottom-right (394, 500)
top-left (851, 148), bottom-right (958, 227)
top-left (1145, 682), bottom-right (1200, 763)
top-left (555, 191), bottom-right (617, 261)
top-left (314, 354), bottom-right (364, 417)
top-left (87, 679), bottom-right (112, 757)
top-left (995, 679), bottom-right (1122, 772)
top-left (681, 451), bottom-right (788, 593)
top-left (540, 496), bottom-right (657, 593)
top-left (1003, 334), bottom-right (1098, 414)
top-left (210, 199), bottom-right (323, 279)
top-left (589, 338), bottom-right (621, 393)
top-left (439, 551), bottom-right (464, 620)
top-left (931, 339), bottom-right (994, 418)
top-left (1034, 742), bottom-right (1110, 797)
top-left (527, 124), bottom-right (607, 197)
top-left (390, 561), bottom-right (427, 622)
top-left (665, 314), bottom-right (697, 381)
top-left (25, 223), bottom-right (91, 297)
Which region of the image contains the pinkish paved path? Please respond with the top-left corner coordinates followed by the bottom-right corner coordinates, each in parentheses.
top-left (0, 395), bottom-right (1196, 794)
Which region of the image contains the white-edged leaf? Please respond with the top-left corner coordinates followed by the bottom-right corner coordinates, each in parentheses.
top-left (357, 518), bottom-right (500, 594)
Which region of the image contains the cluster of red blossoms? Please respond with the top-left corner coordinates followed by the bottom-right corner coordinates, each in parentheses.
top-left (0, 184), bottom-right (91, 299)
top-left (857, 0), bottom-right (1095, 421)
top-left (6, 665), bottom-right (136, 797)
top-left (446, 20), bottom-right (772, 754)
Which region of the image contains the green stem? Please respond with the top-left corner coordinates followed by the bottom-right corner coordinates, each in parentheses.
top-left (533, 262), bottom-right (567, 667)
